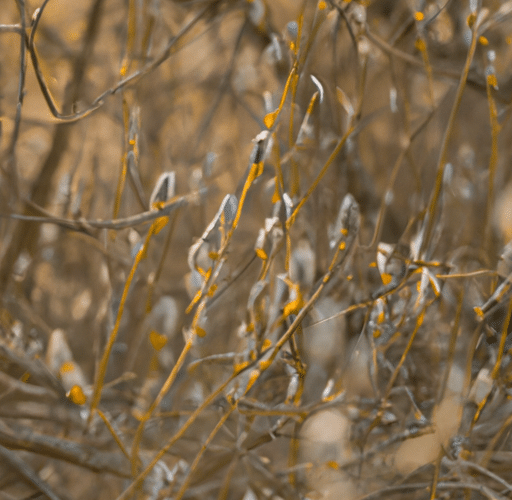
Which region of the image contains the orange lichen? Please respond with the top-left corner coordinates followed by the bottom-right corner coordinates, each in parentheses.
top-left (67, 385), bottom-right (87, 405)
top-left (381, 273), bottom-right (393, 285)
top-left (149, 330), bottom-right (167, 351)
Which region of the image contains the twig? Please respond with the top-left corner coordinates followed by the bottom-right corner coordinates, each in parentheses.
top-left (0, 0), bottom-right (107, 299)
top-left (116, 375), bottom-right (237, 499)
top-left (1, 189), bottom-right (205, 231)
top-left (27, 0), bottom-right (222, 122)
top-left (444, 457), bottom-right (512, 494)
top-left (0, 421), bottom-right (131, 478)
top-left (0, 341), bottom-right (64, 397)
top-left (2, 0), bottom-right (26, 203)
top-left (355, 481), bottom-right (506, 500)
top-left (0, 24), bottom-right (22, 33)
top-left (173, 405), bottom-right (235, 500)
top-left (0, 444), bottom-right (62, 500)
top-left (418, 13), bottom-right (480, 257)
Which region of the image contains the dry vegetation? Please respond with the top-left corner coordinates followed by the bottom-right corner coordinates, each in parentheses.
top-left (2, 0), bottom-right (512, 498)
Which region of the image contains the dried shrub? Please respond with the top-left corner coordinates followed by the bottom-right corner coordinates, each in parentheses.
top-left (2, 1), bottom-right (512, 499)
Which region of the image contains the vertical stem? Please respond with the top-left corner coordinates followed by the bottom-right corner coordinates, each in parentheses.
top-left (420, 19), bottom-right (479, 258)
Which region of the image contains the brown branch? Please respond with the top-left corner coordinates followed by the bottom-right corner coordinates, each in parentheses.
top-left (0, 444), bottom-right (63, 500)
top-left (0, 24), bottom-right (22, 33)
top-left (27, 0), bottom-right (222, 123)
top-left (1, 0), bottom-right (26, 204)
top-left (0, 421), bottom-right (131, 478)
top-left (0, 340), bottom-right (65, 397)
top-left (356, 481), bottom-right (505, 500)
top-left (0, 0), bottom-right (107, 300)
top-left (0, 189), bottom-right (206, 231)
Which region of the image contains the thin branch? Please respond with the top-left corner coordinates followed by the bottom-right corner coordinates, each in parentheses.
top-left (419, 14), bottom-right (480, 258)
top-left (0, 189), bottom-right (206, 231)
top-left (356, 481), bottom-right (505, 500)
top-left (0, 421), bottom-right (131, 478)
top-left (0, 444), bottom-right (63, 500)
top-left (0, 24), bottom-right (22, 34)
top-left (2, 0), bottom-right (27, 202)
top-left (27, 0), bottom-right (223, 122)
